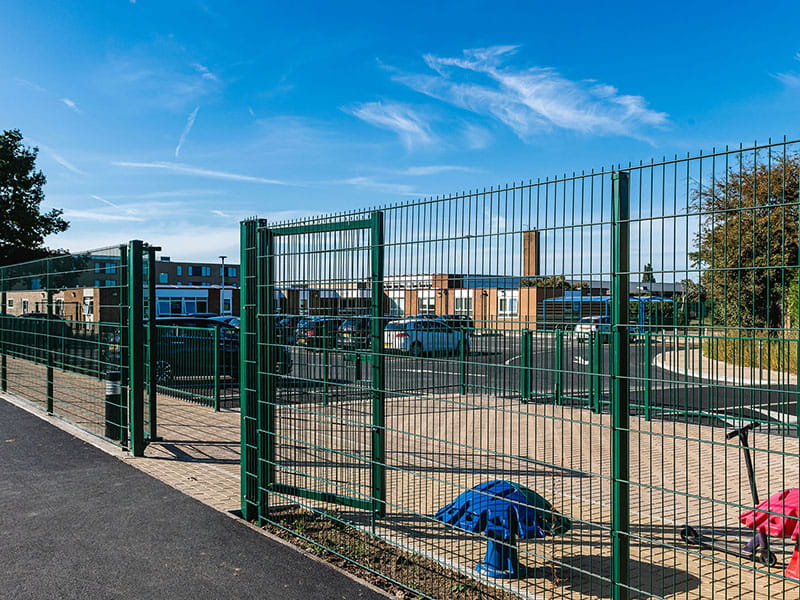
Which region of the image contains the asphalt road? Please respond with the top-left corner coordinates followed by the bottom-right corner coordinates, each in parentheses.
top-left (0, 399), bottom-right (387, 600)
top-left (280, 333), bottom-right (798, 432)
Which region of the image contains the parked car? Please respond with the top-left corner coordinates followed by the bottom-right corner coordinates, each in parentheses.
top-left (210, 315), bottom-right (240, 327)
top-left (336, 316), bottom-right (372, 350)
top-left (276, 315), bottom-right (304, 344)
top-left (574, 315), bottom-right (611, 342)
top-left (383, 318), bottom-right (469, 356)
top-left (295, 316), bottom-right (344, 350)
top-left (437, 314), bottom-right (475, 332)
top-left (153, 317), bottom-right (291, 385)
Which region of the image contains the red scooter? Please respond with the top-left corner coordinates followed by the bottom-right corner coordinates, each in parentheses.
top-left (679, 422), bottom-right (778, 568)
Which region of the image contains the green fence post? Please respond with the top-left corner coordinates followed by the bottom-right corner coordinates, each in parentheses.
top-left (459, 327), bottom-right (467, 395)
top-left (590, 331), bottom-right (601, 413)
top-left (213, 326), bottom-right (220, 411)
top-left (240, 219), bottom-right (260, 522)
top-left (520, 329), bottom-right (531, 402)
top-left (611, 170), bottom-right (631, 600)
top-left (643, 331), bottom-right (652, 421)
top-left (322, 345), bottom-right (330, 406)
top-left (46, 260), bottom-right (54, 414)
top-left (370, 210), bottom-right (386, 519)
top-left (127, 240), bottom-right (146, 457)
top-left (554, 329), bottom-right (563, 405)
top-left (1, 269), bottom-right (6, 393)
top-left (146, 244), bottom-right (158, 440)
top-left (260, 224), bottom-right (276, 520)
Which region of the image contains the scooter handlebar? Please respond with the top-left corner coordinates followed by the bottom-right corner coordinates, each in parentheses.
top-left (726, 421), bottom-right (760, 439)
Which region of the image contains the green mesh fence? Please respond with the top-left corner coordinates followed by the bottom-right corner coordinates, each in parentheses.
top-left (241, 139), bottom-right (800, 599)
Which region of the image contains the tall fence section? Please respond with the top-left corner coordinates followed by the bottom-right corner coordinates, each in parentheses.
top-left (241, 140), bottom-right (800, 599)
top-left (0, 241), bottom-right (157, 455)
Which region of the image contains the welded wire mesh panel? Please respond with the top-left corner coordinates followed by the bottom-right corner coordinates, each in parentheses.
top-left (0, 245), bottom-right (130, 445)
top-left (624, 141), bottom-right (800, 599)
top-left (264, 223), bottom-right (376, 509)
top-left (246, 138), bottom-right (800, 600)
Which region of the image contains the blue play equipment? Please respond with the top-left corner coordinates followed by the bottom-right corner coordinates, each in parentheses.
top-left (434, 480), bottom-right (571, 579)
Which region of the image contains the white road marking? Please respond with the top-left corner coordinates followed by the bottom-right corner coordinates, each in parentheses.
top-left (504, 355), bottom-right (520, 365)
top-left (396, 369), bottom-right (486, 378)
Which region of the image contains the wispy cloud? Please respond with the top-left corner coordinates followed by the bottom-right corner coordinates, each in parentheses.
top-left (211, 209), bottom-right (231, 218)
top-left (192, 63), bottom-right (219, 81)
top-left (60, 98), bottom-right (80, 113)
top-left (15, 78), bottom-right (46, 93)
top-left (92, 194), bottom-right (138, 215)
top-left (400, 165), bottom-right (473, 176)
top-left (112, 161), bottom-right (289, 184)
top-left (774, 72), bottom-right (800, 87)
top-left (335, 176), bottom-right (422, 197)
top-left (391, 46), bottom-right (668, 140)
top-left (175, 106), bottom-right (200, 157)
top-left (103, 189), bottom-right (223, 200)
top-left (347, 102), bottom-right (435, 149)
top-left (62, 209), bottom-right (144, 222)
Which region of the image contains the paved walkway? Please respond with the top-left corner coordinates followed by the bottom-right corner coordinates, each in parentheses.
top-left (0, 397), bottom-right (387, 600)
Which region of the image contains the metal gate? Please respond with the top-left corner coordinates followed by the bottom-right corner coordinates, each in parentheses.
top-left (240, 213), bottom-right (385, 521)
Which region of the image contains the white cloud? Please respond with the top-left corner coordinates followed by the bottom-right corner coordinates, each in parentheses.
top-left (335, 176), bottom-right (422, 197)
top-left (400, 165), bottom-right (473, 176)
top-left (175, 106), bottom-right (200, 157)
top-left (392, 46), bottom-right (668, 140)
top-left (211, 209), bottom-right (231, 218)
top-left (774, 72), bottom-right (800, 87)
top-left (191, 63), bottom-right (219, 82)
top-left (60, 98), bottom-right (80, 112)
top-left (62, 209), bottom-right (144, 222)
top-left (112, 161), bottom-right (289, 185)
top-left (347, 102), bottom-right (435, 149)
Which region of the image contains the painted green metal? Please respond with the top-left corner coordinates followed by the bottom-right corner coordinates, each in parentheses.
top-left (213, 326), bottom-right (220, 411)
top-left (127, 240), bottom-right (146, 457)
top-left (643, 331), bottom-right (652, 421)
top-left (369, 210), bottom-right (386, 518)
top-left (520, 329), bottom-right (531, 402)
top-left (611, 170), bottom-right (630, 600)
top-left (459, 327), bottom-right (467, 395)
top-left (45, 262), bottom-right (54, 414)
top-left (146, 244), bottom-right (158, 440)
top-left (239, 219), bottom-right (261, 522)
top-left (259, 224), bottom-right (276, 520)
top-left (554, 329), bottom-right (563, 404)
top-left (0, 273), bottom-right (5, 393)
top-left (271, 218), bottom-right (374, 236)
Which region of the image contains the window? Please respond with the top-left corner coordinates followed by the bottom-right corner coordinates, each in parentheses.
top-left (54, 299), bottom-right (65, 316)
top-left (22, 299), bottom-right (29, 313)
top-left (30, 278), bottom-right (42, 290)
top-left (106, 262), bottom-right (117, 274)
top-left (497, 290), bottom-right (519, 318)
top-left (95, 262), bottom-right (102, 273)
top-left (7, 298), bottom-right (13, 308)
top-left (388, 293), bottom-right (405, 317)
top-left (95, 280), bottom-right (102, 288)
top-left (176, 266), bottom-right (183, 276)
top-left (201, 266), bottom-right (211, 277)
top-left (105, 280), bottom-right (115, 287)
top-left (417, 291), bottom-right (435, 315)
top-left (159, 273), bottom-right (169, 284)
top-left (454, 296), bottom-right (473, 316)
top-left (202, 281), bottom-right (211, 286)
top-left (227, 267), bottom-right (237, 278)
top-left (187, 266), bottom-right (194, 276)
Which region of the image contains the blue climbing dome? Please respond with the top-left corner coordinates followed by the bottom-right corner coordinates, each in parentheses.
top-left (434, 480), bottom-right (571, 578)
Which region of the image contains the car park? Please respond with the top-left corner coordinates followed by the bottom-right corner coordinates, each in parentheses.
top-left (383, 318), bottom-right (469, 356)
top-left (336, 316), bottom-right (372, 350)
top-left (295, 316), bottom-right (344, 350)
top-left (276, 315), bottom-right (304, 344)
top-left (437, 314), bottom-right (475, 332)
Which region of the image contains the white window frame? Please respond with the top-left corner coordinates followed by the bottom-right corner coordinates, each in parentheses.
top-left (497, 290), bottom-right (519, 318)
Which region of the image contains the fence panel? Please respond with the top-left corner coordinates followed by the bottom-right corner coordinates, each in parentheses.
top-left (0, 242), bottom-right (152, 454)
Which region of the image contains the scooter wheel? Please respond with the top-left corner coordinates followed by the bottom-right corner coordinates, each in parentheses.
top-left (679, 525), bottom-right (699, 545)
top-left (754, 547), bottom-right (777, 567)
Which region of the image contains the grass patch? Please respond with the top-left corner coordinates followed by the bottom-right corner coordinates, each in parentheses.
top-left (259, 505), bottom-right (562, 599)
top-left (702, 332), bottom-right (798, 375)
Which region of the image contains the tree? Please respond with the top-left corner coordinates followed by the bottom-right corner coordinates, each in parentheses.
top-left (0, 130), bottom-right (69, 266)
top-left (692, 153), bottom-right (799, 331)
top-left (641, 263), bottom-right (656, 284)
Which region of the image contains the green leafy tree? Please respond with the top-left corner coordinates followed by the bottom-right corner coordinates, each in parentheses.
top-left (641, 263), bottom-right (656, 284)
top-left (0, 129), bottom-right (69, 266)
top-left (692, 153), bottom-right (799, 331)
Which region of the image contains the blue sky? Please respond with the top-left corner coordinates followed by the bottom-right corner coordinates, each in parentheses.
top-left (2, 1), bottom-right (799, 261)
